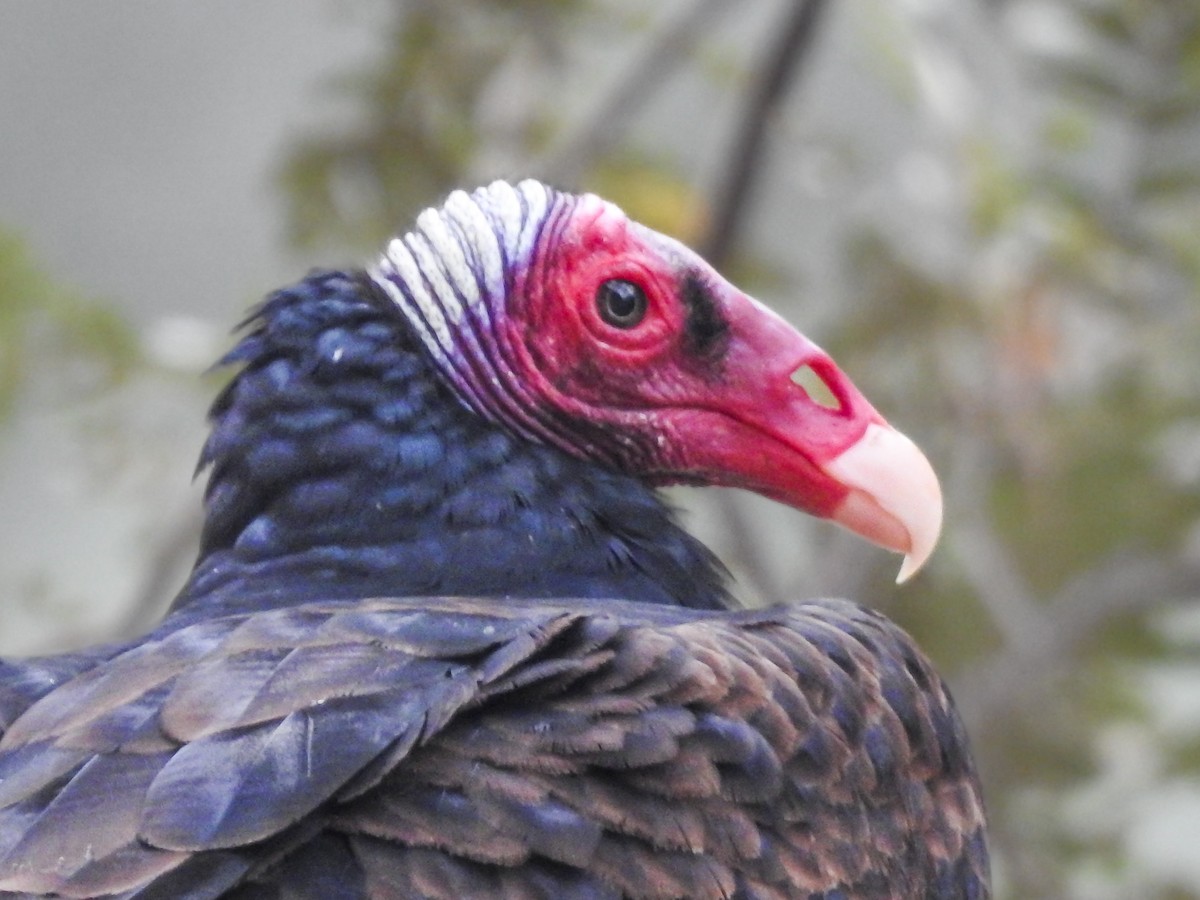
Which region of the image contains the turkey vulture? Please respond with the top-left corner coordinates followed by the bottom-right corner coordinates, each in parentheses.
top-left (0, 181), bottom-right (988, 898)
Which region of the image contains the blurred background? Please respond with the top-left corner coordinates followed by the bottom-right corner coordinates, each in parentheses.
top-left (2, 1), bottom-right (1199, 896)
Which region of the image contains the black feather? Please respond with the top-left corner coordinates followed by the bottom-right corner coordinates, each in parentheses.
top-left (0, 252), bottom-right (987, 898)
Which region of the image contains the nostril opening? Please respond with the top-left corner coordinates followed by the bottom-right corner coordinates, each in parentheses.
top-left (791, 363), bottom-right (843, 412)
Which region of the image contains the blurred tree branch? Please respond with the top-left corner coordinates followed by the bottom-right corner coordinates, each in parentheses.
top-left (961, 550), bottom-right (1200, 736)
top-left (701, 0), bottom-right (828, 269)
top-left (539, 0), bottom-right (734, 185)
top-left (696, 0), bottom-right (830, 603)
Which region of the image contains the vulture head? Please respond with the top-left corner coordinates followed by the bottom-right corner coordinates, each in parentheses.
top-left (372, 179), bottom-right (941, 581)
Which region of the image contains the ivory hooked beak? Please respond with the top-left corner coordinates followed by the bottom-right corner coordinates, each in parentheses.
top-left (823, 422), bottom-right (943, 583)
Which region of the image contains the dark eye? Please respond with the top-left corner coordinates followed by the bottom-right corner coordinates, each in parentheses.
top-left (596, 279), bottom-right (647, 328)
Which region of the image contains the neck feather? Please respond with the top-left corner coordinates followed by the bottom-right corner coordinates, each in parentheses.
top-left (175, 269), bottom-right (729, 617)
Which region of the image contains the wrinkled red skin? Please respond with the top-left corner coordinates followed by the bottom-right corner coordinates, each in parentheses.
top-left (493, 194), bottom-right (888, 522)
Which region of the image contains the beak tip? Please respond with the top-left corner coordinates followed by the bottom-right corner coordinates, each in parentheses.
top-left (896, 548), bottom-right (929, 584)
top-left (825, 422), bottom-right (943, 585)
top-left (895, 480), bottom-right (942, 584)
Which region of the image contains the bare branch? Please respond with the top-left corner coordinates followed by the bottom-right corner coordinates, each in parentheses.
top-left (955, 550), bottom-right (1200, 735)
top-left (539, 0), bottom-right (734, 185)
top-left (690, 1), bottom-right (831, 602)
top-left (1045, 550), bottom-right (1200, 641)
top-left (702, 0), bottom-right (830, 268)
top-left (952, 517), bottom-right (1047, 647)
top-left (944, 431), bottom-right (1046, 650)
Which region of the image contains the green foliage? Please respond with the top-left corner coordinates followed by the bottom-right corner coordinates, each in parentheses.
top-left (276, 0), bottom-right (722, 260)
top-left (587, 155), bottom-right (709, 242)
top-left (278, 0), bottom-right (593, 252)
top-left (0, 228), bottom-right (138, 419)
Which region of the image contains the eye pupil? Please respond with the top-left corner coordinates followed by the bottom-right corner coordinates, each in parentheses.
top-left (597, 279), bottom-right (647, 328)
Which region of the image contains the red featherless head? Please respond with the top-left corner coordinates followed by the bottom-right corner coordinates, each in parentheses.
top-left (373, 181), bottom-right (942, 581)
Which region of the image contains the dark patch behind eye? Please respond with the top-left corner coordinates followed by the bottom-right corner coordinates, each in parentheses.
top-left (681, 272), bottom-right (730, 360)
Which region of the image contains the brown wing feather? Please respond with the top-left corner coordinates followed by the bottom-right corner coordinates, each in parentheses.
top-left (333, 599), bottom-right (987, 899)
top-left (0, 597), bottom-right (987, 899)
